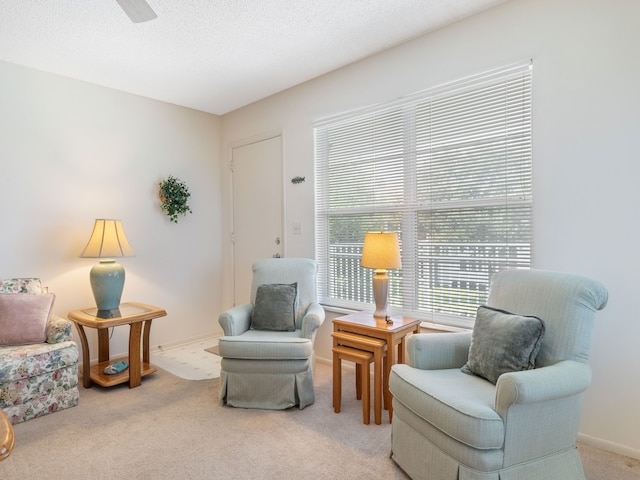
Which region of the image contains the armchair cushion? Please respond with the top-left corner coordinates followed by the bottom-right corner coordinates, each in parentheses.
top-left (461, 305), bottom-right (545, 384)
top-left (250, 282), bottom-right (297, 331)
top-left (0, 341), bottom-right (78, 384)
top-left (0, 293), bottom-right (55, 346)
top-left (218, 330), bottom-right (313, 359)
top-left (390, 364), bottom-right (504, 449)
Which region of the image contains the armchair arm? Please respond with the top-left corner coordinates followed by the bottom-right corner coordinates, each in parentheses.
top-left (407, 331), bottom-right (472, 370)
top-left (218, 303), bottom-right (253, 336)
top-left (46, 314), bottom-right (73, 343)
top-left (301, 302), bottom-right (325, 340)
top-left (495, 360), bottom-right (591, 414)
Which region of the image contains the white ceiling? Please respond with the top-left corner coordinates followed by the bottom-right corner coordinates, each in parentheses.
top-left (0, 0), bottom-right (506, 115)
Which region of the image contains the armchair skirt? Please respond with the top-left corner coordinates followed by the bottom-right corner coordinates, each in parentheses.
top-left (218, 332), bottom-right (316, 409)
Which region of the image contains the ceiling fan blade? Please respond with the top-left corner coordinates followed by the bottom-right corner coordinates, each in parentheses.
top-left (115, 0), bottom-right (157, 23)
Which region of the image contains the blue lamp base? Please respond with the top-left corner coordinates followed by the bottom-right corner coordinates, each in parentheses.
top-left (90, 259), bottom-right (126, 311)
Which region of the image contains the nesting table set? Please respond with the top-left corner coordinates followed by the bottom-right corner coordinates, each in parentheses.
top-left (332, 312), bottom-right (421, 425)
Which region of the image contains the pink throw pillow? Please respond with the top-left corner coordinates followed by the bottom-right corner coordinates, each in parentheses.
top-left (0, 293), bottom-right (55, 345)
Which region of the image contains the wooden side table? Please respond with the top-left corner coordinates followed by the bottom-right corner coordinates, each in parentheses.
top-left (0, 409), bottom-right (14, 462)
top-left (68, 302), bottom-right (167, 389)
top-left (333, 311), bottom-right (421, 421)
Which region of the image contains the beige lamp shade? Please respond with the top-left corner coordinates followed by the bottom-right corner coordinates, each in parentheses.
top-left (81, 219), bottom-right (134, 258)
top-left (360, 232), bottom-right (401, 270)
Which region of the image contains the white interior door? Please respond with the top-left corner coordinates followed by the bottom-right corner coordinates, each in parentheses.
top-left (232, 135), bottom-right (283, 305)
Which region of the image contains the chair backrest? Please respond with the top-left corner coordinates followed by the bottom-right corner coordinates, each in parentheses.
top-left (251, 258), bottom-right (318, 329)
top-left (0, 278), bottom-right (44, 294)
top-left (487, 269), bottom-right (608, 367)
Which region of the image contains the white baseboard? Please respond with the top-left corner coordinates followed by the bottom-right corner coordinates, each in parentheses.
top-left (577, 433), bottom-right (640, 460)
top-left (315, 355), bottom-right (331, 366)
top-left (153, 333), bottom-right (221, 353)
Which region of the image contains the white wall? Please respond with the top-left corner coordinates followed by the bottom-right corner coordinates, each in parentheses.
top-left (0, 61), bottom-right (223, 357)
top-left (221, 0), bottom-right (640, 458)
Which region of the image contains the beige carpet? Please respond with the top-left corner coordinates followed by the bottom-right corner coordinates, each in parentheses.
top-left (4, 363), bottom-right (639, 480)
top-left (5, 363), bottom-right (404, 480)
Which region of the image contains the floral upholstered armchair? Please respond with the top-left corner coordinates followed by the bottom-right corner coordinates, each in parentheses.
top-left (0, 278), bottom-right (79, 424)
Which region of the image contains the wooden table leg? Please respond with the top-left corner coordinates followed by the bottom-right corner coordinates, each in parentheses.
top-left (355, 363), bottom-right (363, 399)
top-left (97, 329), bottom-right (110, 363)
top-left (361, 361), bottom-right (370, 425)
top-left (75, 324), bottom-right (92, 388)
top-left (128, 322), bottom-right (143, 388)
top-left (384, 334), bottom-right (395, 421)
top-left (373, 347), bottom-right (383, 425)
top-left (398, 338), bottom-right (406, 364)
top-left (142, 319), bottom-right (153, 364)
top-left (333, 350), bottom-right (341, 413)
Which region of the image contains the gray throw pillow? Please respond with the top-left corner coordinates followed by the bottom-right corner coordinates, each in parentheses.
top-left (461, 305), bottom-right (545, 384)
top-left (250, 283), bottom-right (298, 331)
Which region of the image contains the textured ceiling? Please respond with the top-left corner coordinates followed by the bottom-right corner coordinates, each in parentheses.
top-left (0, 0), bottom-right (506, 115)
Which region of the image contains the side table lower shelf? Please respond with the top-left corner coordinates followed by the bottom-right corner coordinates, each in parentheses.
top-left (88, 358), bottom-right (157, 388)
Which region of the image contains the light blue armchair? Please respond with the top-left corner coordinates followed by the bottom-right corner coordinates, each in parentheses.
top-left (389, 269), bottom-right (608, 480)
top-left (218, 258), bottom-right (325, 410)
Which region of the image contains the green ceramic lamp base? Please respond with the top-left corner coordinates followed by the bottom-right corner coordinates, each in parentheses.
top-left (90, 259), bottom-right (126, 311)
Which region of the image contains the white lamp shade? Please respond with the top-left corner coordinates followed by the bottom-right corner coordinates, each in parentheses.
top-left (81, 219), bottom-right (134, 258)
top-left (360, 232), bottom-right (401, 270)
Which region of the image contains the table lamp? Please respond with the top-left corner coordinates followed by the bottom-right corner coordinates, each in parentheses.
top-left (360, 231), bottom-right (401, 318)
top-left (81, 219), bottom-right (134, 311)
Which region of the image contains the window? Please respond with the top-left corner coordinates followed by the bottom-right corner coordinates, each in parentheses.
top-left (314, 62), bottom-right (533, 328)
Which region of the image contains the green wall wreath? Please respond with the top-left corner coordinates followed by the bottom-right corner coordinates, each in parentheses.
top-left (159, 175), bottom-right (192, 223)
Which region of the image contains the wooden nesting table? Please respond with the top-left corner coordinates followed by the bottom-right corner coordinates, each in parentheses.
top-left (68, 302), bottom-right (167, 389)
top-left (333, 311), bottom-right (421, 422)
top-left (0, 409), bottom-right (14, 462)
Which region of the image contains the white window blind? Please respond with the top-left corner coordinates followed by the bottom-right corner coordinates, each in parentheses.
top-left (315, 62), bottom-right (533, 328)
